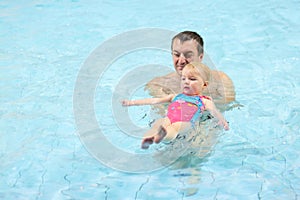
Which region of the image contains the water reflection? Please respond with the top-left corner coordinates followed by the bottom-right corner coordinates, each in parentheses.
top-left (150, 119), bottom-right (222, 196)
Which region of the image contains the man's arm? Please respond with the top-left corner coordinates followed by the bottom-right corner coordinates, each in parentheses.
top-left (204, 70), bottom-right (235, 105)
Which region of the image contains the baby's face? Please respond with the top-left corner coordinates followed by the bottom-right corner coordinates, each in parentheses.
top-left (181, 70), bottom-right (206, 96)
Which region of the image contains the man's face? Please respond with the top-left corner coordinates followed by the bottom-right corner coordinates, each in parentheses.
top-left (172, 38), bottom-right (203, 75)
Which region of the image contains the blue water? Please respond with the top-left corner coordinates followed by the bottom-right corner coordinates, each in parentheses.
top-left (1, 0), bottom-right (300, 199)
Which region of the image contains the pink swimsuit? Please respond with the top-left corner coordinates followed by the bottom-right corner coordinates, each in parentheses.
top-left (167, 94), bottom-right (207, 124)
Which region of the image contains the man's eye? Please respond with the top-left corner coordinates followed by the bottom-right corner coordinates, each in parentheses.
top-left (184, 53), bottom-right (193, 58)
top-left (173, 53), bottom-right (180, 57)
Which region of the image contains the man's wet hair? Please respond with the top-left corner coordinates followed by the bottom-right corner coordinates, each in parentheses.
top-left (171, 31), bottom-right (204, 55)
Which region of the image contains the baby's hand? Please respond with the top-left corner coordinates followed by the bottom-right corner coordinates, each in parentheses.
top-left (218, 120), bottom-right (229, 131)
top-left (223, 122), bottom-right (229, 131)
top-left (121, 100), bottom-right (131, 106)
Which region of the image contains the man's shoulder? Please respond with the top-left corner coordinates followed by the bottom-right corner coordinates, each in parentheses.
top-left (145, 72), bottom-right (180, 96)
top-left (207, 70), bottom-right (235, 104)
top-left (151, 72), bottom-right (177, 81)
top-left (210, 70), bottom-right (233, 83)
top-left (146, 72), bottom-right (178, 86)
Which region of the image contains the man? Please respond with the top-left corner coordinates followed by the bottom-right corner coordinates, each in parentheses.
top-left (145, 31), bottom-right (235, 110)
top-left (143, 31), bottom-right (235, 172)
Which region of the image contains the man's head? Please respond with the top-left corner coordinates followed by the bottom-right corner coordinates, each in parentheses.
top-left (171, 31), bottom-right (204, 75)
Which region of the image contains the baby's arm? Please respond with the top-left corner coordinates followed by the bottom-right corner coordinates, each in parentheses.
top-left (122, 94), bottom-right (174, 106)
top-left (202, 98), bottom-right (229, 130)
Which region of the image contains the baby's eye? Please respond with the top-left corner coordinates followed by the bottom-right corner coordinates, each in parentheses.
top-left (189, 77), bottom-right (197, 81)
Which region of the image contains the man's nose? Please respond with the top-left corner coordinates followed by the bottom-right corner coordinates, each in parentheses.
top-left (178, 54), bottom-right (187, 64)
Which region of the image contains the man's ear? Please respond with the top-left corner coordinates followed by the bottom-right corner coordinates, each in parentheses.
top-left (199, 53), bottom-right (204, 61)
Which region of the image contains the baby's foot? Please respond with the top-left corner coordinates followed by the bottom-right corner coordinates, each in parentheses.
top-left (141, 137), bottom-right (154, 149)
top-left (154, 126), bottom-right (167, 144)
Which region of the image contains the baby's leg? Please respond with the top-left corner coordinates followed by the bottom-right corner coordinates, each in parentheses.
top-left (163, 122), bottom-right (191, 142)
top-left (143, 118), bottom-right (166, 138)
top-left (153, 121), bottom-right (191, 144)
top-left (141, 137), bottom-right (154, 149)
top-left (153, 126), bottom-right (167, 144)
top-left (141, 118), bottom-right (170, 149)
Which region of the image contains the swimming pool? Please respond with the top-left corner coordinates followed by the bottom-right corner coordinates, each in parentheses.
top-left (1, 0), bottom-right (300, 199)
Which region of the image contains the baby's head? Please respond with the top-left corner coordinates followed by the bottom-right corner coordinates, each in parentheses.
top-left (182, 62), bottom-right (211, 84)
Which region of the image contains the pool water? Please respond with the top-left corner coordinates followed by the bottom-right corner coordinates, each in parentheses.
top-left (1, 0), bottom-right (300, 199)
